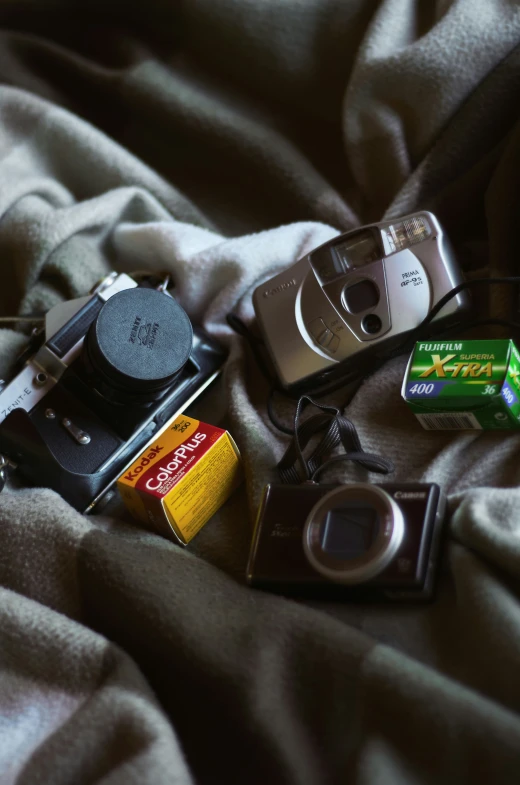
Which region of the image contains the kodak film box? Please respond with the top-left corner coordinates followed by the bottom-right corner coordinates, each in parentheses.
top-left (402, 339), bottom-right (520, 430)
top-left (117, 415), bottom-right (242, 544)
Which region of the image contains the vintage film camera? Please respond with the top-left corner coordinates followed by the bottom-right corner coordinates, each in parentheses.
top-left (0, 273), bottom-right (225, 512)
top-left (253, 211), bottom-right (469, 392)
top-left (247, 482), bottom-right (446, 601)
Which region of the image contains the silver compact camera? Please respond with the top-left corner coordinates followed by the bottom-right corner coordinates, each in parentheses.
top-left (253, 211), bottom-right (469, 392)
top-left (0, 273), bottom-right (225, 512)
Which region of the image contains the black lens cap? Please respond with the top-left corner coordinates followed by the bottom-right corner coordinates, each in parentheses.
top-left (86, 288), bottom-right (193, 394)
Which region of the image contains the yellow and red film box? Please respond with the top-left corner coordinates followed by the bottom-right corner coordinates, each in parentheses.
top-left (117, 415), bottom-right (242, 545)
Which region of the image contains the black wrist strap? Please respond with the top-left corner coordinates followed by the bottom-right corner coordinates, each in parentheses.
top-left (277, 396), bottom-right (394, 484)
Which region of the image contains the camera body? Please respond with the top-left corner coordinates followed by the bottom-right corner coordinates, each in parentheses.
top-left (253, 211), bottom-right (469, 392)
top-left (0, 273), bottom-right (225, 512)
top-left (247, 482), bottom-right (446, 601)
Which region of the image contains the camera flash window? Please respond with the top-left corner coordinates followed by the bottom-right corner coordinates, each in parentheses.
top-left (383, 215), bottom-right (431, 254)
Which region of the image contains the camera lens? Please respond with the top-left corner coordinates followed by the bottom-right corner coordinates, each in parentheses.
top-left (343, 279), bottom-right (379, 313)
top-left (320, 505), bottom-right (379, 559)
top-left (303, 485), bottom-right (404, 585)
top-left (361, 313), bottom-right (382, 334)
top-left (84, 287), bottom-right (193, 404)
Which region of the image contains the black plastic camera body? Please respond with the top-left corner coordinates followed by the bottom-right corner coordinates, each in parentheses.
top-left (247, 481), bottom-right (446, 602)
top-left (0, 273), bottom-right (225, 512)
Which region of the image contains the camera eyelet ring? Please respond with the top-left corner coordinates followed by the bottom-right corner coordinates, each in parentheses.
top-left (303, 484), bottom-right (404, 585)
top-left (89, 272), bottom-right (119, 296)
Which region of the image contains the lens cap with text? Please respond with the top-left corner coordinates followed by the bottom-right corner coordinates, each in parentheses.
top-left (86, 288), bottom-right (193, 396)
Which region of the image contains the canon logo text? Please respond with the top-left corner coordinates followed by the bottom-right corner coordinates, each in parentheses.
top-left (262, 279), bottom-right (297, 298)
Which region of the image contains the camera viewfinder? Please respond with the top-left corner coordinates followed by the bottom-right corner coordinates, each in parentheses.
top-left (333, 229), bottom-right (381, 270)
top-left (310, 229), bottom-right (381, 285)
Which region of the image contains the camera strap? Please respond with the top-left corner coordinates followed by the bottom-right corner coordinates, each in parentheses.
top-left (277, 395), bottom-right (394, 484)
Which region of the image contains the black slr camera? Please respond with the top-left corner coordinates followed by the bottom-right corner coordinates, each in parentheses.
top-left (0, 273), bottom-right (225, 512)
top-left (247, 481), bottom-right (446, 601)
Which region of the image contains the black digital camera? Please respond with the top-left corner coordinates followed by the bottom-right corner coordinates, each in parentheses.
top-left (0, 273), bottom-right (225, 512)
top-left (247, 482), bottom-right (446, 601)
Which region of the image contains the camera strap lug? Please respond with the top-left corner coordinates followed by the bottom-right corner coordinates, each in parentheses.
top-left (0, 454), bottom-right (15, 493)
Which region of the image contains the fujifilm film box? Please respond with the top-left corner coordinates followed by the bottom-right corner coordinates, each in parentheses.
top-left (118, 415), bottom-right (242, 544)
top-left (402, 339), bottom-right (520, 430)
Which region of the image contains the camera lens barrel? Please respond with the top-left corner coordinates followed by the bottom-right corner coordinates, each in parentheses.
top-left (84, 287), bottom-right (193, 404)
top-left (303, 484), bottom-right (404, 584)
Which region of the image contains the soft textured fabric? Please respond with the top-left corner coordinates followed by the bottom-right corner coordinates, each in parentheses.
top-left (1, 1), bottom-right (520, 783)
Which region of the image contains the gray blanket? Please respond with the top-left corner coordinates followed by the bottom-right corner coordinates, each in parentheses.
top-left (1, 1), bottom-right (520, 782)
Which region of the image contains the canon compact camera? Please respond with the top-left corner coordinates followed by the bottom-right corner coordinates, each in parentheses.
top-left (0, 273), bottom-right (225, 512)
top-left (247, 481), bottom-right (446, 601)
top-left (253, 211), bottom-right (469, 392)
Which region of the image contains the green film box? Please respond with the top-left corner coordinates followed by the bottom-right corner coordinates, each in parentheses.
top-left (402, 339), bottom-right (520, 430)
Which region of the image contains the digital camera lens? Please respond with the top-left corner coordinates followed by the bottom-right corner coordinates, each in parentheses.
top-left (320, 505), bottom-right (380, 560)
top-left (84, 287), bottom-right (193, 404)
top-left (303, 485), bottom-right (404, 585)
